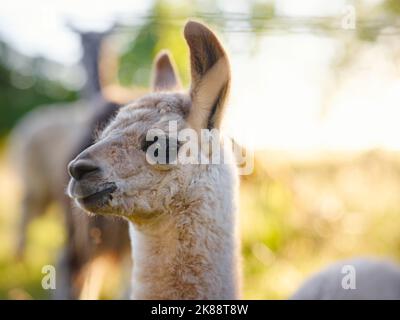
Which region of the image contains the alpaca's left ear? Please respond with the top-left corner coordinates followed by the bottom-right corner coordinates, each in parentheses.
top-left (151, 50), bottom-right (182, 92)
top-left (184, 21), bottom-right (231, 131)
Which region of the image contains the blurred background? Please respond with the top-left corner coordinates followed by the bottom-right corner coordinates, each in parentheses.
top-left (0, 0), bottom-right (400, 299)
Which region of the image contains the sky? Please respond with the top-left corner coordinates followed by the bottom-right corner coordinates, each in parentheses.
top-left (2, 0), bottom-right (400, 151)
top-left (0, 0), bottom-right (153, 64)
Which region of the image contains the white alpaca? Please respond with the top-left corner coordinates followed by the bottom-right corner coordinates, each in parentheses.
top-left (291, 258), bottom-right (400, 300)
top-left (67, 21), bottom-right (241, 299)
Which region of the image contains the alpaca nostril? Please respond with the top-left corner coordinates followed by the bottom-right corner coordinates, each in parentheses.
top-left (68, 159), bottom-right (100, 180)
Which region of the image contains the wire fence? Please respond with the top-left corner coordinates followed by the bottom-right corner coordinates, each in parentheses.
top-left (95, 12), bottom-right (400, 37)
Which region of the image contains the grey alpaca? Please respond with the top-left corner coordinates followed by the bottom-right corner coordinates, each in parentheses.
top-left (291, 258), bottom-right (400, 300)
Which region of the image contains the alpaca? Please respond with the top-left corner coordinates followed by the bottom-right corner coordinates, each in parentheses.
top-left (9, 30), bottom-right (132, 299)
top-left (10, 96), bottom-right (132, 299)
top-left (10, 98), bottom-right (95, 258)
top-left (291, 258), bottom-right (400, 300)
top-left (67, 21), bottom-right (242, 299)
top-left (9, 29), bottom-right (108, 260)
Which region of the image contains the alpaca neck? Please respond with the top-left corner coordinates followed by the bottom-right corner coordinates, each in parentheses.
top-left (128, 190), bottom-right (240, 299)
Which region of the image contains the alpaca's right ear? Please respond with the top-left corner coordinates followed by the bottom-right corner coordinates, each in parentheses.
top-left (151, 50), bottom-right (182, 92)
top-left (184, 20), bottom-right (230, 132)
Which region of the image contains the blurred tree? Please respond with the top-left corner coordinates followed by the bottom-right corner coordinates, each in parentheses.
top-left (384, 0), bottom-right (400, 16)
top-left (118, 0), bottom-right (193, 87)
top-left (0, 40), bottom-right (78, 136)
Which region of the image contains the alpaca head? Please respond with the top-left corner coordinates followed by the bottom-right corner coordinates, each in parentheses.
top-left (67, 21), bottom-right (231, 220)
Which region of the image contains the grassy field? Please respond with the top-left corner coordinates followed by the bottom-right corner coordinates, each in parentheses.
top-left (0, 141), bottom-right (399, 299)
top-left (0, 140), bottom-right (64, 299)
top-left (241, 150), bottom-right (400, 298)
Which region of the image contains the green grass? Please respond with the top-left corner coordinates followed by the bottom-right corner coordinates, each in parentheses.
top-left (240, 150), bottom-right (400, 299)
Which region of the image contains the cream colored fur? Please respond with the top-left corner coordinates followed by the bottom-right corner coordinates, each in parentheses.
top-left (67, 21), bottom-right (242, 299)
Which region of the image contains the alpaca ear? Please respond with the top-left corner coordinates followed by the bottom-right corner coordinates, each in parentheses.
top-left (151, 50), bottom-right (182, 92)
top-left (184, 20), bottom-right (230, 131)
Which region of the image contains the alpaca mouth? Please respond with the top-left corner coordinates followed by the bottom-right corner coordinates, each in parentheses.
top-left (76, 183), bottom-right (117, 209)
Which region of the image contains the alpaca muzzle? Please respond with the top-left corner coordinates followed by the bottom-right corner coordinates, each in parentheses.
top-left (67, 178), bottom-right (117, 213)
top-left (67, 156), bottom-right (117, 213)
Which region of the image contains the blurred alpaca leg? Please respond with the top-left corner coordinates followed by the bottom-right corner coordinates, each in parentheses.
top-left (16, 192), bottom-right (49, 259)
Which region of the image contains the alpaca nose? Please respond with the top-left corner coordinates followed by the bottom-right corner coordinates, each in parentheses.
top-left (68, 159), bottom-right (100, 180)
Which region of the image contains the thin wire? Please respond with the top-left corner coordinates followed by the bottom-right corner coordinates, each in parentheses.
top-left (101, 13), bottom-right (400, 36)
